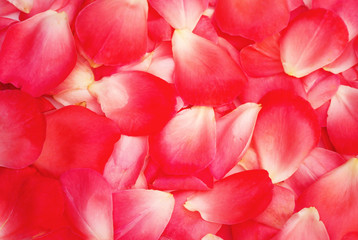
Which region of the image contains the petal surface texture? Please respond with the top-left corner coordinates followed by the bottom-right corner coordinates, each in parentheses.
top-left (172, 29), bottom-right (247, 106)
top-left (184, 170), bottom-right (273, 225)
top-left (35, 106), bottom-right (120, 177)
top-left (89, 71), bottom-right (176, 136)
top-left (75, 0), bottom-right (148, 66)
top-left (215, 0), bottom-right (290, 41)
top-left (327, 85), bottom-right (358, 155)
top-left (0, 10), bottom-right (76, 97)
top-left (252, 90), bottom-right (320, 183)
top-left (0, 90), bottom-right (46, 169)
top-left (149, 106), bottom-right (216, 175)
top-left (280, 9), bottom-right (349, 78)
top-left (148, 0), bottom-right (208, 31)
top-left (210, 103), bottom-right (261, 179)
top-left (296, 158), bottom-right (358, 239)
top-left (61, 169), bottom-right (113, 240)
top-left (272, 207), bottom-right (330, 240)
top-left (113, 189), bottom-right (174, 240)
top-left (0, 167), bottom-right (65, 239)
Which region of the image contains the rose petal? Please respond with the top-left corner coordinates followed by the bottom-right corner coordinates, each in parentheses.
top-left (280, 9), bottom-right (348, 77)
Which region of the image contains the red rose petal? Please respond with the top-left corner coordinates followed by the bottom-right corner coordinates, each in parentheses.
top-left (0, 90), bottom-right (46, 169)
top-left (89, 71), bottom-right (177, 136)
top-left (215, 0), bottom-right (290, 41)
top-left (149, 106), bottom-right (216, 175)
top-left (75, 0), bottom-right (148, 66)
top-left (280, 9), bottom-right (348, 77)
top-left (0, 10), bottom-right (77, 97)
top-left (172, 29), bottom-right (247, 106)
top-left (184, 170), bottom-right (273, 225)
top-left (61, 168), bottom-right (113, 240)
top-left (35, 105), bottom-right (120, 177)
top-left (113, 189), bottom-right (174, 240)
top-left (252, 90), bottom-right (320, 183)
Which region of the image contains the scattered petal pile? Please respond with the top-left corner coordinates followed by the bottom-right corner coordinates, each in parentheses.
top-left (1, 0), bottom-right (358, 239)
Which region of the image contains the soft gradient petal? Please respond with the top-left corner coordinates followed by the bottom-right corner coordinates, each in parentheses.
top-left (184, 170), bottom-right (273, 225)
top-left (0, 10), bottom-right (77, 97)
top-left (61, 169), bottom-right (113, 240)
top-left (252, 90), bottom-right (320, 183)
top-left (280, 9), bottom-right (348, 78)
top-left (113, 189), bottom-right (174, 240)
top-left (149, 106), bottom-right (216, 175)
top-left (172, 29), bottom-right (246, 106)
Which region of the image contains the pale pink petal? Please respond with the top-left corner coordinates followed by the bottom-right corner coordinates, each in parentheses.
top-left (327, 85), bottom-right (358, 155)
top-left (272, 208), bottom-right (329, 240)
top-left (253, 90), bottom-right (320, 183)
top-left (113, 189), bottom-right (174, 240)
top-left (184, 170), bottom-right (273, 224)
top-left (215, 0), bottom-right (290, 41)
top-left (103, 136), bottom-right (148, 191)
top-left (148, 0), bottom-right (208, 31)
top-left (210, 103), bottom-right (261, 179)
top-left (280, 9), bottom-right (349, 78)
top-left (61, 169), bottom-right (113, 240)
top-left (149, 106), bottom-right (216, 175)
top-left (161, 191), bottom-right (221, 240)
top-left (172, 29), bottom-right (246, 106)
